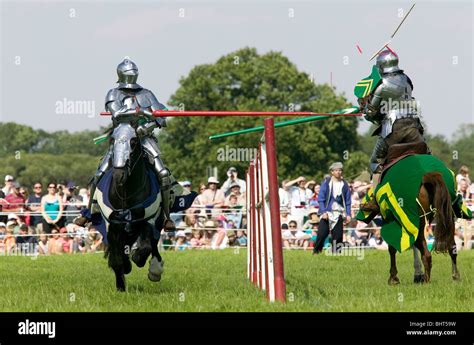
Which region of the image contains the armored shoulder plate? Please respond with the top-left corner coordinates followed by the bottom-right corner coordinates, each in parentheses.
top-left (135, 88), bottom-right (167, 111)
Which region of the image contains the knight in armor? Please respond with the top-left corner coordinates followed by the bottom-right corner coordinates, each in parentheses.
top-left (90, 59), bottom-right (176, 231)
top-left (359, 49), bottom-right (429, 188)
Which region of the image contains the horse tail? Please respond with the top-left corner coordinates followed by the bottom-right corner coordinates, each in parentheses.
top-left (422, 172), bottom-right (454, 252)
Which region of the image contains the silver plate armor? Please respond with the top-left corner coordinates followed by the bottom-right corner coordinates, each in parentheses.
top-left (365, 72), bottom-right (419, 138)
top-left (112, 123), bottom-right (136, 168)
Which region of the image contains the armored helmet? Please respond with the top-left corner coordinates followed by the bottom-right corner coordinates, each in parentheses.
top-left (376, 49), bottom-right (401, 74)
top-left (116, 59), bottom-right (141, 89)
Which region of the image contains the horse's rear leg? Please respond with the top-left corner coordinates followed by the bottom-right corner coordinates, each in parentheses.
top-left (449, 244), bottom-right (460, 281)
top-left (388, 245), bottom-right (400, 285)
top-left (413, 247), bottom-right (424, 283)
top-left (414, 232), bottom-right (432, 283)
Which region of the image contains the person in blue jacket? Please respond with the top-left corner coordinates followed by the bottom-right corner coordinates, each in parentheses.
top-left (313, 162), bottom-right (352, 254)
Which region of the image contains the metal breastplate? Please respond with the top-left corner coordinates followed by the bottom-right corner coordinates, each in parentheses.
top-left (378, 74), bottom-right (418, 138)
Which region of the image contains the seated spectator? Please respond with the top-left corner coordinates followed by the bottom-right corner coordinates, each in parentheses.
top-left (174, 230), bottom-right (190, 251)
top-left (282, 223), bottom-right (295, 249)
top-left (57, 230), bottom-right (74, 254)
top-left (456, 165), bottom-right (471, 186)
top-left (200, 177), bottom-right (226, 218)
top-left (227, 230), bottom-right (239, 247)
top-left (48, 229), bottom-right (62, 255)
top-left (4, 224), bottom-right (16, 254)
top-left (368, 228), bottom-right (388, 250)
top-left (236, 230), bottom-right (247, 247)
top-left (184, 227), bottom-right (193, 243)
top-left (85, 225), bottom-right (103, 253)
top-left (225, 193), bottom-right (243, 228)
top-left (202, 220), bottom-right (217, 248)
top-left (212, 215), bottom-right (229, 249)
top-left (37, 232), bottom-right (49, 255)
top-left (6, 214), bottom-right (20, 234)
top-left (225, 183), bottom-right (246, 206)
top-left (40, 183), bottom-right (65, 234)
top-left (0, 222), bottom-right (6, 254)
top-left (351, 220), bottom-right (371, 246)
top-left (280, 207), bottom-right (291, 227)
top-left (190, 229), bottom-right (204, 249)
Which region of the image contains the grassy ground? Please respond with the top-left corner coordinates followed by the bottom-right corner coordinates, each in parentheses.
top-left (0, 248), bottom-right (472, 312)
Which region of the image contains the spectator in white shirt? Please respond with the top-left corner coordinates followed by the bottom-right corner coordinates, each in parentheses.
top-left (284, 176), bottom-right (312, 226)
top-left (221, 167), bottom-right (246, 196)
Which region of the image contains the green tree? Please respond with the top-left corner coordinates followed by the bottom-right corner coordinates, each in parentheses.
top-left (161, 47), bottom-right (358, 184)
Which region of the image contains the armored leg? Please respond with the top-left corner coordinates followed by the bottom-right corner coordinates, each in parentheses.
top-left (141, 137), bottom-right (176, 231)
top-left (88, 144), bottom-right (113, 210)
top-left (369, 137), bottom-right (388, 182)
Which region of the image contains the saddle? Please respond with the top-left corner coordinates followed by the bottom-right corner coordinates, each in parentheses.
top-left (381, 141), bottom-right (430, 178)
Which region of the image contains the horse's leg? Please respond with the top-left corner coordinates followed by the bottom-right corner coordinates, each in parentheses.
top-left (449, 244), bottom-right (460, 281)
top-left (148, 218), bottom-right (164, 282)
top-left (388, 245), bottom-right (400, 285)
top-left (414, 230), bottom-right (432, 283)
top-left (413, 247), bottom-right (424, 283)
top-left (107, 226), bottom-right (127, 291)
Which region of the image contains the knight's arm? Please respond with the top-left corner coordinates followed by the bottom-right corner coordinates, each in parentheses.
top-left (363, 84), bottom-right (383, 123)
top-left (138, 90), bottom-right (167, 128)
top-left (105, 89), bottom-right (136, 119)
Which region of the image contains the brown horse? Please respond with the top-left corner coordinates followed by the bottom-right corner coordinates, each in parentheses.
top-left (364, 172), bottom-right (460, 285)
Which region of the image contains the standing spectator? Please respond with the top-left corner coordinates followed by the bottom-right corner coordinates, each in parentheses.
top-left (63, 182), bottom-right (84, 225)
top-left (40, 183), bottom-right (65, 234)
top-left (78, 188), bottom-right (90, 209)
top-left (313, 162), bottom-right (352, 254)
top-left (456, 165), bottom-right (471, 186)
top-left (200, 177), bottom-right (225, 218)
top-left (221, 167), bottom-right (246, 196)
top-left (456, 178), bottom-right (473, 250)
top-left (284, 176), bottom-right (312, 226)
top-left (278, 179), bottom-right (290, 209)
top-left (2, 175), bottom-right (15, 196)
top-left (4, 182), bottom-right (26, 213)
top-left (27, 182), bottom-right (43, 228)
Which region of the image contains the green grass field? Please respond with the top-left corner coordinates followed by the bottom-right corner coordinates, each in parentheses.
top-left (1, 249), bottom-right (472, 312)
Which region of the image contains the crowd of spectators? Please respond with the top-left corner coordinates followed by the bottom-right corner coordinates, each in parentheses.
top-left (1, 164), bottom-right (473, 255)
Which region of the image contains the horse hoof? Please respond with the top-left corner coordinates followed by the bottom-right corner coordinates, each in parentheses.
top-left (148, 257), bottom-right (164, 282)
top-left (413, 274), bottom-right (424, 284)
top-left (131, 239), bottom-right (152, 268)
top-left (388, 277), bottom-right (400, 285)
top-left (452, 273), bottom-right (461, 281)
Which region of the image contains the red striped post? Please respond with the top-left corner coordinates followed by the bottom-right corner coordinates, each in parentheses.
top-left (263, 118), bottom-right (286, 303)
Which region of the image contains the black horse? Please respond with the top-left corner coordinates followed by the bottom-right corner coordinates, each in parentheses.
top-left (93, 122), bottom-right (195, 291)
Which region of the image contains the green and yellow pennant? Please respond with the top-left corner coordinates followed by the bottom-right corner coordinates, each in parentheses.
top-left (354, 65), bottom-right (382, 98)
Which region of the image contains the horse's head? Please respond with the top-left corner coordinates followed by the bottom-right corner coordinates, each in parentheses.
top-left (111, 123), bottom-right (140, 185)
